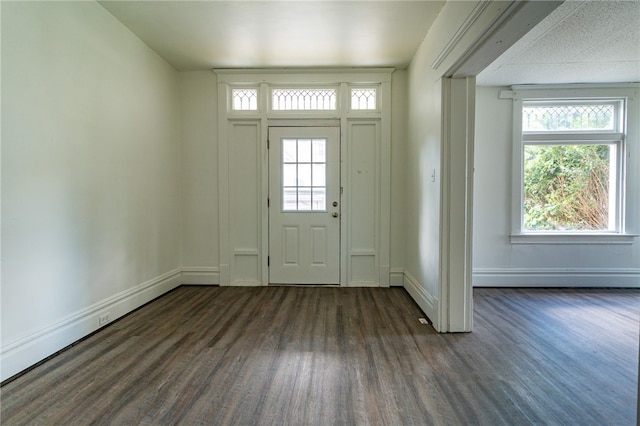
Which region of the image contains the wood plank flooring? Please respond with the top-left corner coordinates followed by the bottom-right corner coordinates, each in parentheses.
top-left (1, 286), bottom-right (638, 425)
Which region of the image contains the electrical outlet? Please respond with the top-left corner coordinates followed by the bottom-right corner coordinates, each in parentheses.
top-left (418, 318), bottom-right (428, 324)
top-left (98, 313), bottom-right (110, 326)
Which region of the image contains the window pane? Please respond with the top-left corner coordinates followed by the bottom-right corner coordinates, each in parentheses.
top-left (297, 139), bottom-right (312, 163)
top-left (312, 139), bottom-right (326, 163)
top-left (312, 164), bottom-right (326, 187)
top-left (297, 164), bottom-right (311, 186)
top-left (283, 187), bottom-right (297, 210)
top-left (298, 188), bottom-right (312, 210)
top-left (351, 88), bottom-right (377, 110)
top-left (231, 88), bottom-right (258, 111)
top-left (272, 88), bottom-right (337, 110)
top-left (282, 139), bottom-right (297, 162)
top-left (311, 187), bottom-right (326, 211)
top-left (523, 144), bottom-right (612, 231)
top-left (523, 104), bottom-right (615, 132)
top-left (282, 164), bottom-right (297, 187)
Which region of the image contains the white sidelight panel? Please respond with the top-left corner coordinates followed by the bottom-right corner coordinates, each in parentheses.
top-left (228, 121), bottom-right (262, 285)
top-left (347, 120), bottom-right (381, 286)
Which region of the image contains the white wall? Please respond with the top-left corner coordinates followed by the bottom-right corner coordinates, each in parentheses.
top-left (179, 71), bottom-right (219, 284)
top-left (473, 86), bottom-right (640, 287)
top-left (1, 1), bottom-right (182, 381)
top-left (404, 48), bottom-right (443, 324)
top-left (403, 1), bottom-right (535, 330)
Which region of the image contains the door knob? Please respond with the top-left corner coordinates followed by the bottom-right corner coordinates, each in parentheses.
top-left (332, 212), bottom-right (339, 217)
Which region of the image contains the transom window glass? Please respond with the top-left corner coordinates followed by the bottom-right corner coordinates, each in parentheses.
top-left (522, 103), bottom-right (617, 132)
top-left (282, 138), bottom-right (327, 211)
top-left (231, 88), bottom-right (258, 111)
top-left (351, 88), bottom-right (377, 110)
top-left (272, 88), bottom-right (337, 111)
top-left (519, 99), bottom-right (624, 233)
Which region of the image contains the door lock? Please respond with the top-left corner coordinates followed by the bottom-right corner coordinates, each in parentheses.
top-left (332, 201), bottom-right (338, 207)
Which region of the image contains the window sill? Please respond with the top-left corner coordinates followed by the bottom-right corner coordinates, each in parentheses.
top-left (510, 233), bottom-right (638, 245)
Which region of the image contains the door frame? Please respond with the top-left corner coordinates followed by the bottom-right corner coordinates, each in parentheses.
top-left (215, 69), bottom-right (392, 287)
top-left (267, 123), bottom-right (342, 285)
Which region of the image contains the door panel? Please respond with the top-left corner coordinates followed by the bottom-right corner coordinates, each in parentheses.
top-left (269, 127), bottom-right (340, 284)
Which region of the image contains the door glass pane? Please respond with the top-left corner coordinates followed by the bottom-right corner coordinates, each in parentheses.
top-left (298, 188), bottom-right (312, 210)
top-left (298, 164), bottom-right (311, 187)
top-left (298, 139), bottom-right (312, 163)
top-left (312, 164), bottom-right (326, 186)
top-left (282, 164), bottom-right (297, 186)
top-left (311, 187), bottom-right (326, 211)
top-left (283, 187), bottom-right (297, 210)
top-left (282, 139), bottom-right (297, 162)
top-left (281, 137), bottom-right (328, 212)
top-left (312, 139), bottom-right (326, 162)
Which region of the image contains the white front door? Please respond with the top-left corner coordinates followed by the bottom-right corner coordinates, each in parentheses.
top-left (268, 127), bottom-right (340, 284)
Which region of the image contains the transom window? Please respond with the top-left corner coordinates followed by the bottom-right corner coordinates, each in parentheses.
top-left (516, 98), bottom-right (625, 234)
top-left (351, 88), bottom-right (377, 110)
top-left (522, 102), bottom-right (618, 132)
top-left (231, 88), bottom-right (258, 111)
top-left (281, 138), bottom-right (327, 211)
top-left (272, 88), bottom-right (337, 111)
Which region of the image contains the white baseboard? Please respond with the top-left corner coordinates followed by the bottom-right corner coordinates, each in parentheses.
top-left (473, 268), bottom-right (640, 288)
top-left (1, 268), bottom-right (182, 382)
top-left (403, 270), bottom-right (439, 329)
top-left (346, 281), bottom-right (382, 287)
top-left (181, 267), bottom-right (220, 285)
top-left (389, 268), bottom-right (405, 287)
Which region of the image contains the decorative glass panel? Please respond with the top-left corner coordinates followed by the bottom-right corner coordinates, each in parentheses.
top-left (523, 104), bottom-right (615, 132)
top-left (281, 138), bottom-right (327, 211)
top-left (231, 88), bottom-right (258, 111)
top-left (272, 89), bottom-right (337, 110)
top-left (351, 88), bottom-right (377, 110)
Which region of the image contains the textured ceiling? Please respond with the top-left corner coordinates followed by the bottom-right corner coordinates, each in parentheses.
top-left (477, 0), bottom-right (640, 86)
top-left (99, 1), bottom-right (445, 70)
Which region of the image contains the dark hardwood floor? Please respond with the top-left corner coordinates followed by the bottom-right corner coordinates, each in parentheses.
top-left (1, 286), bottom-right (638, 425)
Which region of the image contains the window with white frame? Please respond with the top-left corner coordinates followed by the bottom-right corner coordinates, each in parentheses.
top-left (515, 97), bottom-right (626, 234)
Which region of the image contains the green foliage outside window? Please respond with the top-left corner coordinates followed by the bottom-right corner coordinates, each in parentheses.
top-left (523, 144), bottom-right (610, 231)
